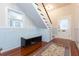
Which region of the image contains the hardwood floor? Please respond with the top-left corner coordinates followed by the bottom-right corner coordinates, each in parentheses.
top-left (31, 38), bottom-right (79, 56)
top-left (70, 41), bottom-right (79, 56)
top-left (0, 38), bottom-right (79, 56)
top-left (1, 42), bottom-right (47, 56)
top-left (52, 38), bottom-right (79, 56)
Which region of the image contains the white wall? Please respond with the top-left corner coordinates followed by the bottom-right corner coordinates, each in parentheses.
top-left (41, 29), bottom-right (50, 42)
top-left (40, 28), bottom-right (54, 42)
top-left (0, 3), bottom-right (41, 52)
top-left (72, 4), bottom-right (79, 49)
top-left (47, 4), bottom-right (76, 41)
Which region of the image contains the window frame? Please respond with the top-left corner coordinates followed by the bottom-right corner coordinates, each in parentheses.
top-left (7, 8), bottom-right (24, 28)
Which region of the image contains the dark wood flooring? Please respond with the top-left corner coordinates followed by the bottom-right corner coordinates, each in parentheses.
top-left (1, 42), bottom-right (47, 56)
top-left (0, 38), bottom-right (79, 56)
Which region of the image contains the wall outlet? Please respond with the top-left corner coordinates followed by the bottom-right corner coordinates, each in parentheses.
top-left (0, 48), bottom-right (3, 51)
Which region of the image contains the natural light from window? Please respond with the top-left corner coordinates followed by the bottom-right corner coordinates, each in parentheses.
top-left (8, 9), bottom-right (23, 28)
top-left (59, 19), bottom-right (69, 30)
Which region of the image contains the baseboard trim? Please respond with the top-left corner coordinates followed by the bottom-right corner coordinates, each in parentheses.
top-left (1, 47), bottom-right (20, 56)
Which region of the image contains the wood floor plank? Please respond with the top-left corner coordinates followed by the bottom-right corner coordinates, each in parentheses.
top-left (1, 42), bottom-right (47, 56)
top-left (0, 38), bottom-right (79, 56)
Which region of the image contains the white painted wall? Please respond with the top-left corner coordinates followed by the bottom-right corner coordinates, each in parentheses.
top-left (40, 28), bottom-right (54, 42)
top-left (72, 4), bottom-right (79, 49)
top-left (17, 3), bottom-right (47, 28)
top-left (47, 4), bottom-right (76, 41)
top-left (0, 3), bottom-right (41, 52)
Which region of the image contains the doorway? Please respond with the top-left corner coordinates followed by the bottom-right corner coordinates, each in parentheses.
top-left (56, 18), bottom-right (71, 39)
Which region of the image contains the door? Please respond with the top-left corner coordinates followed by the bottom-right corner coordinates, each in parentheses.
top-left (56, 18), bottom-right (71, 39)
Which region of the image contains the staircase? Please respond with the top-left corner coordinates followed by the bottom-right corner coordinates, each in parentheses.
top-left (17, 3), bottom-right (52, 29)
top-left (32, 3), bottom-right (52, 29)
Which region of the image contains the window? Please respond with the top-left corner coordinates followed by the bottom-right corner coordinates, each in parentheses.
top-left (8, 9), bottom-right (23, 28)
top-left (59, 19), bottom-right (69, 30)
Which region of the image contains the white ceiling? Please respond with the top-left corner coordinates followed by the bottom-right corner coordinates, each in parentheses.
top-left (44, 3), bottom-right (71, 11)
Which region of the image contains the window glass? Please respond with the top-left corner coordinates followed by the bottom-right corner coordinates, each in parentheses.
top-left (59, 19), bottom-right (69, 30)
top-left (8, 9), bottom-right (23, 28)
